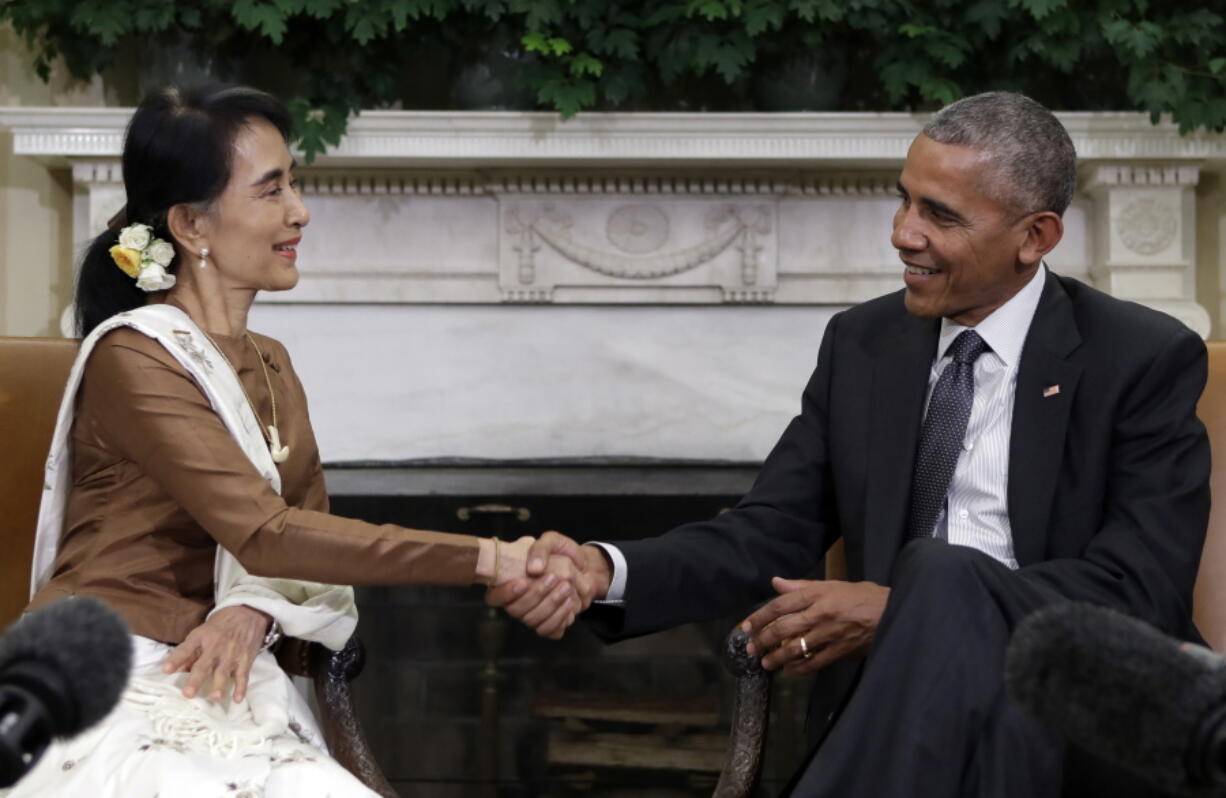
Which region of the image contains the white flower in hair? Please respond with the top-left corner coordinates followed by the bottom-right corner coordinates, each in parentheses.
top-left (135, 262), bottom-right (176, 292)
top-left (118, 223), bottom-right (152, 251)
top-left (147, 240), bottom-right (175, 268)
top-left (111, 221), bottom-right (177, 292)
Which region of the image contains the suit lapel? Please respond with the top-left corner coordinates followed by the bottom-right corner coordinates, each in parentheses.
top-left (863, 312), bottom-right (940, 584)
top-left (1008, 273), bottom-right (1082, 567)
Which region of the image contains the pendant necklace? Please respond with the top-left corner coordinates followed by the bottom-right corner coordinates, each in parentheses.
top-left (201, 329), bottom-right (291, 464)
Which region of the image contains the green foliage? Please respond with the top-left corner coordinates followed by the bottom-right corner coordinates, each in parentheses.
top-left (2, 0), bottom-right (1223, 161)
top-left (286, 98), bottom-right (349, 163)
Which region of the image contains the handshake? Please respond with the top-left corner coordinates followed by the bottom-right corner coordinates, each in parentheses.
top-left (480, 531), bottom-right (892, 674)
top-left (483, 532), bottom-right (611, 639)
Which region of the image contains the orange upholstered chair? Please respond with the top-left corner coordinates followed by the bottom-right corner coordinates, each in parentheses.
top-left (1193, 341), bottom-right (1226, 652)
top-left (0, 337), bottom-right (78, 627)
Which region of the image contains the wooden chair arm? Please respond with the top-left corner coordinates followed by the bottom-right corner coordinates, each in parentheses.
top-left (275, 636), bottom-right (399, 798)
top-left (713, 627), bottom-right (772, 798)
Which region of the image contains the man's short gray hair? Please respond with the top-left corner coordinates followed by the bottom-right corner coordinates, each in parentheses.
top-left (922, 92), bottom-right (1077, 217)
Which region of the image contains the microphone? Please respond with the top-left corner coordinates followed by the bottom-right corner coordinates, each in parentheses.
top-left (1005, 602), bottom-right (1226, 796)
top-left (0, 597), bottom-right (132, 787)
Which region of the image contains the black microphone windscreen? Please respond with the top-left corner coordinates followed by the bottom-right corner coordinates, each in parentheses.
top-left (0, 597), bottom-right (131, 734)
top-left (1005, 602), bottom-right (1226, 795)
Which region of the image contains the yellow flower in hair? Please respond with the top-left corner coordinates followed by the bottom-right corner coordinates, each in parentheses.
top-left (110, 245), bottom-right (142, 278)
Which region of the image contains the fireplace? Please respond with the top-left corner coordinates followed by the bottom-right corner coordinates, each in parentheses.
top-left (329, 459), bottom-right (812, 797)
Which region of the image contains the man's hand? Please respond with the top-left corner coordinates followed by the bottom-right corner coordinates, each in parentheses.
top-left (162, 605), bottom-right (271, 702)
top-left (485, 531), bottom-right (612, 639)
top-left (741, 577), bottom-right (890, 674)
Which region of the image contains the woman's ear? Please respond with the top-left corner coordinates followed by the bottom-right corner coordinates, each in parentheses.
top-left (167, 204), bottom-right (210, 259)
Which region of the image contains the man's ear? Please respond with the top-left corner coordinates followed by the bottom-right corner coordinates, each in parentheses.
top-left (1018, 211), bottom-right (1063, 268)
top-left (167, 203), bottom-right (210, 257)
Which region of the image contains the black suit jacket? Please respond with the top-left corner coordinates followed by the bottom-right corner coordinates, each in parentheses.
top-left (597, 271), bottom-right (1210, 643)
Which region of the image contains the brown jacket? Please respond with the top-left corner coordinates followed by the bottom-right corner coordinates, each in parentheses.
top-left (29, 324), bottom-right (477, 643)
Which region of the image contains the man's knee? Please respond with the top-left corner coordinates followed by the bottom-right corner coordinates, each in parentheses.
top-left (885, 540), bottom-right (1025, 622)
top-left (874, 541), bottom-right (1016, 665)
top-left (892, 538), bottom-right (999, 590)
top-left (884, 540), bottom-right (1039, 644)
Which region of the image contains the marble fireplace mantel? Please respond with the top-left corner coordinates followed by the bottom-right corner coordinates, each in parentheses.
top-left (3, 109), bottom-right (1221, 464)
top-left (2, 109), bottom-right (1218, 316)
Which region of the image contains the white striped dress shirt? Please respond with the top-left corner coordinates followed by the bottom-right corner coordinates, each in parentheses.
top-left (927, 264), bottom-right (1047, 569)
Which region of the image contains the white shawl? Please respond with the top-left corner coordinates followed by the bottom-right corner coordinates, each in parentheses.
top-left (30, 304), bottom-right (356, 650)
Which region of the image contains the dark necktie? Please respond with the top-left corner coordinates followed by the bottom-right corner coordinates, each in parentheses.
top-left (906, 329), bottom-right (990, 539)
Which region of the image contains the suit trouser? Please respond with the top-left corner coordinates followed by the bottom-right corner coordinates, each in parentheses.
top-left (784, 538), bottom-right (1177, 798)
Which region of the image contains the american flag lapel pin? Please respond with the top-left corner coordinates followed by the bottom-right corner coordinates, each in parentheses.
top-left (1043, 384), bottom-right (1060, 398)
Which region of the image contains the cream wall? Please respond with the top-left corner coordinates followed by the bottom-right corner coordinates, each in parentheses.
top-left (0, 25), bottom-right (106, 337)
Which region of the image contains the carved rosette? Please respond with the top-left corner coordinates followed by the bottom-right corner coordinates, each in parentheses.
top-left (606, 205), bottom-right (670, 254)
top-left (1116, 198), bottom-right (1178, 256)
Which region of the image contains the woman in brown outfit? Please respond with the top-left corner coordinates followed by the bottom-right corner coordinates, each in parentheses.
top-left (9, 84), bottom-right (588, 797)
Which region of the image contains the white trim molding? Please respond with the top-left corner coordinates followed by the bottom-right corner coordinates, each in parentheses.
top-left (4, 108), bottom-right (1226, 166)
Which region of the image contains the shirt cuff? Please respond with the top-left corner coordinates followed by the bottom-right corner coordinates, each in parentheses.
top-left (588, 541), bottom-right (628, 605)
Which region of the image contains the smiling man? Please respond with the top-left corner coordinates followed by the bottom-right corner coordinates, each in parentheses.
top-left (490, 92), bottom-right (1210, 797)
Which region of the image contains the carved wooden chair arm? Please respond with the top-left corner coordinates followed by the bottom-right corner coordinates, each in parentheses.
top-left (276, 636), bottom-right (399, 798)
top-left (714, 627), bottom-right (773, 798)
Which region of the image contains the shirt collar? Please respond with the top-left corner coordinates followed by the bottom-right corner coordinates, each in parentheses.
top-left (936, 263), bottom-right (1047, 369)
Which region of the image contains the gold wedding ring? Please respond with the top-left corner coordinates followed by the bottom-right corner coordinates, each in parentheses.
top-left (799, 636), bottom-right (812, 659)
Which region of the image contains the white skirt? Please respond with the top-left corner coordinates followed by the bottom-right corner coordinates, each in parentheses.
top-left (3, 636), bottom-right (379, 798)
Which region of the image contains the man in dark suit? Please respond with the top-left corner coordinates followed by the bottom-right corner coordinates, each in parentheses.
top-left (488, 92), bottom-right (1210, 796)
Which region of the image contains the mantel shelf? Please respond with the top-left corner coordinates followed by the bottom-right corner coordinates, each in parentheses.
top-left (2, 108), bottom-right (1224, 168)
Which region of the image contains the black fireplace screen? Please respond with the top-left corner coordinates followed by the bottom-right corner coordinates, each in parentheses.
top-left (329, 462), bottom-right (812, 797)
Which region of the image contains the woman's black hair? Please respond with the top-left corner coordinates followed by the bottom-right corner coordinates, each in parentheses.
top-left (75, 84), bottom-right (293, 337)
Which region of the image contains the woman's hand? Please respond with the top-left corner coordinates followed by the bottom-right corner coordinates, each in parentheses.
top-left (162, 605), bottom-right (271, 702)
top-left (494, 536), bottom-right (533, 584)
top-left (477, 535), bottom-right (535, 585)
top-left (485, 532), bottom-right (597, 639)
